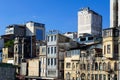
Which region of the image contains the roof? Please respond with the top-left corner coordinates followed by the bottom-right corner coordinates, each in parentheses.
top-left (79, 7), bottom-right (102, 16)
top-left (6, 24), bottom-right (25, 28)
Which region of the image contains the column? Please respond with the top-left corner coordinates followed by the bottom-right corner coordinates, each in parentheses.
top-left (110, 0), bottom-right (118, 27)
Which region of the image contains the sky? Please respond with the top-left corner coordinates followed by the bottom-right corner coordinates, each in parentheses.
top-left (0, 0), bottom-right (109, 35)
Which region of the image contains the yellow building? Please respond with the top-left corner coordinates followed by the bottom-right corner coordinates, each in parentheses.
top-left (64, 27), bottom-right (119, 80)
top-left (2, 47), bottom-right (14, 64)
top-left (28, 59), bottom-right (40, 76)
top-left (64, 49), bottom-right (80, 80)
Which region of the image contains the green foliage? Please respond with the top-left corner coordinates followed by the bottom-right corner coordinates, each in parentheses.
top-left (5, 40), bottom-right (14, 47)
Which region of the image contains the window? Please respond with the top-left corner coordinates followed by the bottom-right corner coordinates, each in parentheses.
top-left (99, 74), bottom-right (102, 80)
top-left (91, 74), bottom-right (94, 80)
top-left (54, 58), bottom-right (56, 65)
top-left (51, 36), bottom-right (53, 41)
top-left (76, 63), bottom-right (79, 69)
top-left (54, 35), bottom-right (56, 41)
top-left (103, 62), bottom-right (106, 71)
top-left (95, 74), bottom-right (98, 80)
top-left (54, 47), bottom-right (56, 53)
top-left (80, 38), bottom-right (86, 41)
top-left (66, 72), bottom-right (70, 80)
top-left (15, 46), bottom-right (18, 52)
top-left (83, 64), bottom-right (86, 70)
top-left (99, 62), bottom-right (102, 70)
top-left (103, 75), bottom-right (106, 80)
top-left (88, 37), bottom-right (93, 40)
top-left (48, 47), bottom-right (50, 54)
top-left (95, 62), bottom-right (98, 70)
top-left (66, 63), bottom-right (71, 68)
top-left (51, 58), bottom-right (53, 65)
top-left (104, 45), bottom-right (106, 54)
top-left (114, 30), bottom-right (119, 37)
top-left (107, 45), bottom-right (110, 54)
top-left (103, 29), bottom-right (112, 37)
top-left (42, 47), bottom-right (45, 53)
top-left (66, 51), bottom-right (71, 57)
top-left (114, 44), bottom-right (118, 55)
top-left (51, 47), bottom-right (53, 54)
top-left (87, 74), bottom-right (90, 80)
top-left (87, 63), bottom-right (90, 70)
top-left (48, 58), bottom-right (50, 65)
top-left (72, 63), bottom-right (75, 69)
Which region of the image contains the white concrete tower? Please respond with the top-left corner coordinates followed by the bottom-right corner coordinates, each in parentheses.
top-left (78, 7), bottom-right (102, 37)
top-left (110, 0), bottom-right (118, 27)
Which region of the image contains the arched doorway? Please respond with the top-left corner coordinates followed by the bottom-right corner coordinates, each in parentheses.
top-left (81, 73), bottom-right (86, 80)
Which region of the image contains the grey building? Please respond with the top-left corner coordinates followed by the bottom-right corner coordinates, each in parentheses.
top-left (46, 30), bottom-right (72, 79)
top-left (5, 24), bottom-right (26, 37)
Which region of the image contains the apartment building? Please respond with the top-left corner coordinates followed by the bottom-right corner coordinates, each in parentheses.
top-left (64, 48), bottom-right (80, 80)
top-left (46, 30), bottom-right (72, 79)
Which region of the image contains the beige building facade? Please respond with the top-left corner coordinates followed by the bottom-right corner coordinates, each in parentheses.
top-left (2, 47), bottom-right (14, 64)
top-left (39, 45), bottom-right (46, 77)
top-left (64, 41), bottom-right (118, 80)
top-left (28, 59), bottom-right (40, 76)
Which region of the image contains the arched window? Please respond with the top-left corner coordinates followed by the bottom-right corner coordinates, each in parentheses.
top-left (95, 62), bottom-right (98, 70)
top-left (81, 73), bottom-right (86, 80)
top-left (99, 62), bottom-right (102, 70)
top-left (103, 62), bottom-right (106, 71)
